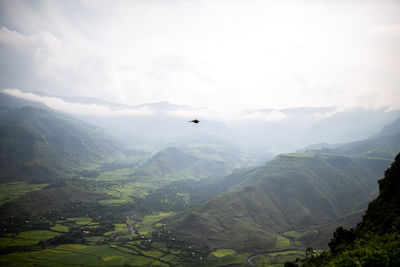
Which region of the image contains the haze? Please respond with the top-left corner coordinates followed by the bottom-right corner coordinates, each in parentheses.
top-left (1, 0), bottom-right (400, 111)
top-left (1, 1), bottom-right (400, 266)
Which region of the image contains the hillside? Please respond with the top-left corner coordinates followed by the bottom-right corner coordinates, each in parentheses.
top-left (0, 184), bottom-right (110, 221)
top-left (0, 106), bottom-right (123, 183)
top-left (302, 108), bottom-right (400, 145)
top-left (305, 117), bottom-right (400, 177)
top-left (130, 145), bottom-right (260, 181)
top-left (296, 152), bottom-right (400, 266)
top-left (0, 92), bottom-right (50, 111)
top-left (356, 152), bottom-right (400, 234)
top-left (373, 117), bottom-right (400, 138)
top-left (167, 153), bottom-right (380, 251)
top-left (308, 115), bottom-right (400, 159)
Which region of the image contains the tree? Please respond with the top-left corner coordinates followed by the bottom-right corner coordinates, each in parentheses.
top-left (328, 226), bottom-right (356, 254)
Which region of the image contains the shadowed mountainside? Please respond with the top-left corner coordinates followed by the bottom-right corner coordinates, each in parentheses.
top-left (167, 152), bottom-right (381, 251)
top-left (297, 152), bottom-right (400, 266)
top-left (0, 106), bottom-right (123, 183)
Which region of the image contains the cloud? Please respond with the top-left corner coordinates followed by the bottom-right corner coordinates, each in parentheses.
top-left (0, 25), bottom-right (126, 104)
top-left (0, 26), bottom-right (61, 53)
top-left (167, 106), bottom-right (287, 122)
top-left (3, 88), bottom-right (288, 122)
top-left (1, 1), bottom-right (400, 110)
top-left (370, 24), bottom-right (400, 37)
top-left (3, 88), bottom-right (154, 116)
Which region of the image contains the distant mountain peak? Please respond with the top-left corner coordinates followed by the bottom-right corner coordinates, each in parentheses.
top-left (373, 117), bottom-right (400, 138)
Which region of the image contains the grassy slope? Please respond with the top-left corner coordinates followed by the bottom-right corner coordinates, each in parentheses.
top-left (131, 145), bottom-right (249, 180)
top-left (0, 185), bottom-right (109, 218)
top-left (168, 153), bottom-right (380, 251)
top-left (0, 106), bottom-right (123, 183)
top-left (299, 153), bottom-right (400, 266)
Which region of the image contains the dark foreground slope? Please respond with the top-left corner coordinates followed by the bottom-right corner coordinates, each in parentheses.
top-left (167, 152), bottom-right (381, 251)
top-left (357, 153), bottom-right (400, 234)
top-left (0, 106), bottom-right (122, 183)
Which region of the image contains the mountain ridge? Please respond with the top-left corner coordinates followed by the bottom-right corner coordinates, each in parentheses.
top-left (0, 106), bottom-right (123, 183)
top-left (166, 152), bottom-right (380, 251)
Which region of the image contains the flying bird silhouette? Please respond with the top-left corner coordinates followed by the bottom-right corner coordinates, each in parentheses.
top-left (189, 119), bottom-right (199, 124)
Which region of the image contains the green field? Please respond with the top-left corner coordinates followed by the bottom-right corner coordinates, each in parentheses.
top-left (0, 182), bottom-right (48, 205)
top-left (98, 180), bottom-right (160, 205)
top-left (280, 153), bottom-right (316, 158)
top-left (274, 234), bottom-right (293, 250)
top-left (0, 167), bottom-right (291, 267)
top-left (136, 212), bottom-right (174, 237)
top-left (0, 241), bottom-right (188, 266)
top-left (66, 217), bottom-right (93, 225)
top-left (252, 250), bottom-right (305, 267)
top-left (94, 168), bottom-right (135, 181)
top-left (50, 224), bottom-right (69, 232)
top-left (283, 230), bottom-right (318, 240)
top-left (207, 252), bottom-right (251, 266)
top-left (104, 223), bottom-right (129, 236)
top-left (0, 230), bottom-right (62, 248)
top-left (211, 249), bottom-right (236, 257)
top-left (84, 236), bottom-right (104, 245)
top-left (0, 244), bottom-right (154, 266)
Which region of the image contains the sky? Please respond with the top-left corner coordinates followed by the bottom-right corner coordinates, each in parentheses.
top-left (0, 0), bottom-right (399, 111)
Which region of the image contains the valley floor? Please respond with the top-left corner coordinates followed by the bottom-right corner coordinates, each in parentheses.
top-left (0, 165), bottom-right (350, 267)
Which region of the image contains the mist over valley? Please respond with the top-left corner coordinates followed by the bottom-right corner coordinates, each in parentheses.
top-left (1, 0), bottom-right (400, 266)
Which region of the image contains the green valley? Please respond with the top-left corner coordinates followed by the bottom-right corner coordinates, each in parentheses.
top-left (0, 95), bottom-right (399, 266)
top-left (167, 152), bottom-right (384, 252)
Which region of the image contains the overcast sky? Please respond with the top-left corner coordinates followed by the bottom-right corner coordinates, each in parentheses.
top-left (0, 0), bottom-right (399, 111)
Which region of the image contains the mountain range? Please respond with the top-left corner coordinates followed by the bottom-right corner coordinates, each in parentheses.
top-left (3, 90), bottom-right (400, 154)
top-left (0, 104), bottom-right (122, 183)
top-left (165, 118), bottom-right (400, 251)
top-left (0, 90), bottom-right (399, 265)
top-left (296, 151), bottom-right (400, 266)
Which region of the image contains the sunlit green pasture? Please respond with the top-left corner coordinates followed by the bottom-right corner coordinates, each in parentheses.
top-left (274, 234), bottom-right (293, 250)
top-left (207, 252), bottom-right (251, 266)
top-left (84, 236), bottom-right (104, 245)
top-left (159, 254), bottom-right (180, 265)
top-left (211, 248), bottom-right (235, 257)
top-left (136, 212), bottom-right (174, 237)
top-left (0, 230), bottom-right (62, 248)
top-left (98, 181), bottom-right (158, 205)
top-left (93, 165), bottom-right (201, 206)
top-left (141, 248), bottom-right (164, 258)
top-left (66, 217), bottom-right (93, 225)
top-left (104, 223), bottom-right (129, 236)
top-left (94, 168), bottom-right (135, 181)
top-left (252, 250), bottom-right (305, 267)
top-left (152, 242), bottom-right (168, 252)
top-left (0, 182), bottom-right (48, 205)
top-left (50, 224), bottom-right (69, 232)
top-left (0, 244), bottom-right (157, 266)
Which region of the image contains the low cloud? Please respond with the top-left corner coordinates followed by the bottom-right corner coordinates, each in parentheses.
top-left (167, 107), bottom-right (287, 122)
top-left (3, 88), bottom-right (288, 122)
top-left (3, 88), bottom-right (154, 116)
